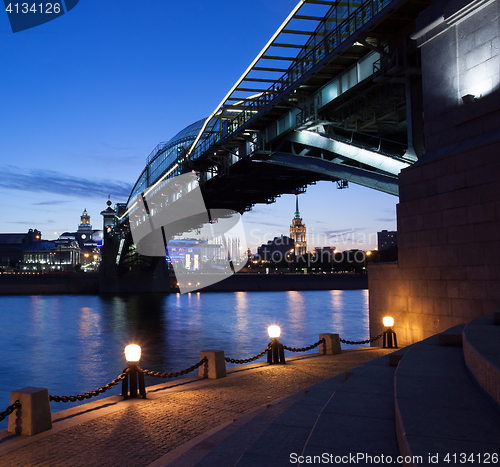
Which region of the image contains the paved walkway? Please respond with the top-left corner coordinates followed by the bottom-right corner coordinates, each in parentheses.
top-left (0, 348), bottom-right (394, 467)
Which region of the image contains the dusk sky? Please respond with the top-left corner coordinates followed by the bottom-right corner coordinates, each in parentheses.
top-left (0, 0), bottom-right (397, 251)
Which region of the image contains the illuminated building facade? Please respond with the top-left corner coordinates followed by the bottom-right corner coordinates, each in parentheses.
top-left (289, 196), bottom-right (307, 256)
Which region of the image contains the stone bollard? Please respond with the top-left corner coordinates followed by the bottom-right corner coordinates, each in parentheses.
top-left (8, 387), bottom-right (52, 436)
top-left (319, 334), bottom-right (342, 355)
top-left (198, 350), bottom-right (227, 379)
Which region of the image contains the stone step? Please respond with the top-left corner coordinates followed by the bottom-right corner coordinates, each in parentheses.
top-left (463, 312), bottom-right (500, 408)
top-left (395, 331), bottom-right (500, 465)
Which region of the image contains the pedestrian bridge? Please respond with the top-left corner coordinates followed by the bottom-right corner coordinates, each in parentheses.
top-left (110, 0), bottom-right (430, 272)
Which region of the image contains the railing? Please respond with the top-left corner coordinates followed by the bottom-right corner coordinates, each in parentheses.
top-left (2, 329), bottom-right (392, 434)
top-left (184, 0), bottom-right (395, 167)
top-left (123, 0), bottom-right (398, 214)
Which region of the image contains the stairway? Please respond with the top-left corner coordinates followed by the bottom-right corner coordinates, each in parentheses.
top-left (162, 313), bottom-right (500, 467)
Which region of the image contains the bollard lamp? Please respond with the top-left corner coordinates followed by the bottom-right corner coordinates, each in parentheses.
top-left (267, 325), bottom-right (285, 364)
top-left (122, 344), bottom-right (146, 399)
top-left (382, 317), bottom-right (398, 349)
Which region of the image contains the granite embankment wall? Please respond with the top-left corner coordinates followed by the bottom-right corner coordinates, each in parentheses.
top-left (0, 272), bottom-right (367, 295)
top-left (196, 273), bottom-right (367, 292)
top-left (0, 273), bottom-right (100, 295)
top-left (369, 138), bottom-right (500, 347)
top-left (369, 0), bottom-right (500, 347)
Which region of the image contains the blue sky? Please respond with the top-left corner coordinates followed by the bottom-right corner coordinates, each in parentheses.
top-left (0, 0), bottom-right (397, 251)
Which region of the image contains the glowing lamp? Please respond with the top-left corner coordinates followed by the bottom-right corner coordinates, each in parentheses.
top-left (382, 317), bottom-right (398, 349)
top-left (461, 94), bottom-right (476, 104)
top-left (268, 325), bottom-right (281, 339)
top-left (383, 316), bottom-right (394, 327)
top-left (124, 344), bottom-right (141, 364)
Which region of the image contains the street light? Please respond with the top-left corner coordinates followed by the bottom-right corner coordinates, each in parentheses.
top-left (382, 317), bottom-right (398, 348)
top-left (267, 325), bottom-right (285, 364)
top-left (122, 344), bottom-right (146, 399)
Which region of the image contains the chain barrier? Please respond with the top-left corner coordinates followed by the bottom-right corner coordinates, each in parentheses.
top-left (282, 338), bottom-right (325, 353)
top-left (339, 332), bottom-right (385, 345)
top-left (50, 369), bottom-right (129, 403)
top-left (142, 356), bottom-right (208, 379)
top-left (225, 343), bottom-right (272, 364)
top-left (0, 400), bottom-right (21, 422)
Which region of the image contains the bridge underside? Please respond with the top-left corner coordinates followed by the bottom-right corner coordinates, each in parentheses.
top-left (112, 0), bottom-right (432, 271)
top-left (200, 125), bottom-right (410, 212)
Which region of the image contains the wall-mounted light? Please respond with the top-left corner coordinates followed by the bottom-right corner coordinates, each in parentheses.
top-left (461, 94), bottom-right (476, 104)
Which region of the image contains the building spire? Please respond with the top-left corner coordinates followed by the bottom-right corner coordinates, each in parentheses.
top-left (294, 194), bottom-right (301, 219)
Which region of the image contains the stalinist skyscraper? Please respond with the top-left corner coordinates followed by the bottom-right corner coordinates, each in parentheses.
top-left (289, 195), bottom-right (307, 256)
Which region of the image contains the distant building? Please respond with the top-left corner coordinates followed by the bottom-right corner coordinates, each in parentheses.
top-left (257, 235), bottom-right (294, 262)
top-left (58, 209), bottom-right (103, 270)
top-left (377, 230), bottom-right (397, 251)
top-left (313, 246), bottom-right (336, 263)
top-left (23, 239), bottom-right (80, 272)
top-left (0, 229), bottom-right (42, 268)
top-left (290, 195), bottom-right (307, 256)
top-left (166, 238), bottom-right (224, 271)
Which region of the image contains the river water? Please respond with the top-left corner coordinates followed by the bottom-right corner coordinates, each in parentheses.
top-left (0, 290), bottom-right (369, 428)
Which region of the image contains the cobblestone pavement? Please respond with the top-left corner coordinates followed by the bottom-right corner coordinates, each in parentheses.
top-left (0, 349), bottom-right (394, 467)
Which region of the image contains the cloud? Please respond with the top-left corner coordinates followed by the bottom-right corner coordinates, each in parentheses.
top-left (0, 166), bottom-right (133, 199)
top-left (376, 217), bottom-right (396, 222)
top-left (33, 201), bottom-right (71, 206)
top-left (323, 228), bottom-right (365, 236)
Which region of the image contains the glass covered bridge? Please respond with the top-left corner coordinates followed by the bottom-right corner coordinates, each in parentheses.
top-left (113, 0), bottom-right (430, 269)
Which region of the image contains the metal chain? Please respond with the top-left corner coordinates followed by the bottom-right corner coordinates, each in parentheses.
top-left (340, 332), bottom-right (385, 345)
top-left (225, 344), bottom-right (272, 364)
top-left (50, 369), bottom-right (129, 403)
top-left (0, 400), bottom-right (21, 422)
top-left (282, 338), bottom-right (325, 353)
top-left (142, 356), bottom-right (208, 379)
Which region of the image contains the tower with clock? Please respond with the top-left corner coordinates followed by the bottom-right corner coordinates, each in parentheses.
top-left (77, 209), bottom-right (93, 246)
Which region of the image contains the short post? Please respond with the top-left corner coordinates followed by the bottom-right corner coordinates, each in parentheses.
top-left (198, 350), bottom-right (227, 379)
top-left (267, 326), bottom-right (285, 364)
top-left (122, 344), bottom-right (146, 399)
top-left (382, 317), bottom-right (398, 349)
top-left (319, 333), bottom-right (342, 355)
top-left (8, 387), bottom-right (52, 436)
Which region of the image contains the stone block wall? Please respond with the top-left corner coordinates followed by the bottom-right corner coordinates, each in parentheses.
top-left (369, 0), bottom-right (500, 347)
top-left (369, 138), bottom-right (500, 346)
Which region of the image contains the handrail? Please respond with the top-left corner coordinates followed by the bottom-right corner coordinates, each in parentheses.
top-left (122, 0), bottom-right (396, 219)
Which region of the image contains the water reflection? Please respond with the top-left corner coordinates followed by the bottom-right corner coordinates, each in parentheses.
top-left (0, 290), bottom-right (370, 429)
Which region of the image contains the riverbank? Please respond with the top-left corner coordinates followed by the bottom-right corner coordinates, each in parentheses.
top-left (0, 348), bottom-right (393, 466)
top-left (0, 272), bottom-right (367, 294)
